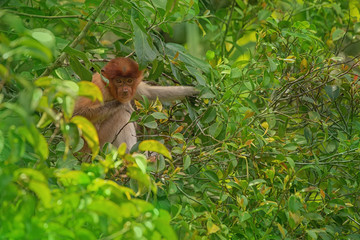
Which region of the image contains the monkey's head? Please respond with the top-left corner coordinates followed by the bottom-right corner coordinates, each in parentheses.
top-left (101, 57), bottom-right (143, 103)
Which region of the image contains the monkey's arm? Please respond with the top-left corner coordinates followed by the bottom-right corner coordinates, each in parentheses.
top-left (134, 82), bottom-right (198, 101)
top-left (73, 73), bottom-right (120, 122)
top-left (73, 98), bottom-right (121, 123)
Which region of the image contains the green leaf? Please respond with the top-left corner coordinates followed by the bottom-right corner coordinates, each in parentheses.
top-left (288, 195), bottom-right (302, 212)
top-left (208, 122), bottom-right (223, 138)
top-left (202, 107), bottom-right (217, 124)
top-left (332, 28), bottom-right (345, 41)
top-left (267, 56), bottom-right (278, 72)
top-left (304, 127), bottom-right (312, 143)
top-left (249, 179), bottom-right (266, 186)
top-left (139, 140), bottom-right (172, 160)
top-left (286, 157), bottom-right (295, 169)
top-left (77, 81), bottom-right (103, 102)
top-left (131, 18), bottom-right (157, 68)
top-left (6, 36), bottom-right (52, 62)
top-left (134, 154), bottom-right (147, 174)
top-left (144, 120), bottom-right (158, 129)
top-left (18, 125), bottom-right (49, 160)
top-left (2, 13), bottom-right (26, 33)
top-left (29, 180), bottom-right (51, 208)
top-left (308, 111), bottom-right (321, 121)
top-left (63, 46), bottom-right (91, 66)
top-left (15, 168), bottom-right (51, 208)
top-left (151, 112), bottom-right (168, 120)
top-left (283, 143), bottom-right (298, 151)
top-left (15, 168), bottom-right (47, 182)
top-left (324, 85), bottom-right (340, 101)
top-left (31, 28), bottom-right (55, 49)
top-left (71, 116), bottom-right (99, 157)
top-left (206, 50), bottom-right (215, 60)
top-left (166, 43), bottom-right (211, 74)
top-left (154, 209), bottom-right (177, 239)
top-left (204, 170), bottom-right (219, 183)
top-left (183, 155), bottom-right (191, 170)
top-left (56, 169), bottom-right (91, 186)
top-left (62, 95), bottom-right (75, 119)
top-left (239, 211), bottom-right (251, 222)
top-left (143, 115), bottom-right (157, 129)
top-left (88, 178), bottom-right (135, 197)
top-left (88, 199), bottom-right (131, 223)
top-left (69, 56), bottom-right (92, 81)
top-left (0, 130), bottom-right (3, 154)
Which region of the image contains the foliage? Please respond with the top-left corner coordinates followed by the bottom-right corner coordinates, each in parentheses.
top-left (1, 0), bottom-right (360, 239)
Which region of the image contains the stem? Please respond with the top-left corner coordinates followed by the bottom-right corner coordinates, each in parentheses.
top-left (40, 0), bottom-right (110, 77)
top-left (5, 10), bottom-right (86, 20)
top-left (220, 0), bottom-right (236, 58)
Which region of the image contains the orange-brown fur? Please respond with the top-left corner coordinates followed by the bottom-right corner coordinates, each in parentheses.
top-left (74, 57), bottom-right (198, 153)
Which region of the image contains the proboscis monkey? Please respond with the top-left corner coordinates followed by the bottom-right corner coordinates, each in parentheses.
top-left (74, 57), bottom-right (198, 153)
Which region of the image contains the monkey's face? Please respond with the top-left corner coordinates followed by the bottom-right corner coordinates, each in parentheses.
top-left (101, 58), bottom-right (143, 103)
top-left (111, 77), bottom-right (139, 103)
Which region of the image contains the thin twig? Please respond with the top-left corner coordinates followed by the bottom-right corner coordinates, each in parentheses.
top-left (220, 0), bottom-right (236, 58)
top-left (5, 10), bottom-right (86, 20)
top-left (39, 0), bottom-right (110, 77)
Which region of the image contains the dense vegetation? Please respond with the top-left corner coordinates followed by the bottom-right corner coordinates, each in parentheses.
top-left (1, 0), bottom-right (360, 239)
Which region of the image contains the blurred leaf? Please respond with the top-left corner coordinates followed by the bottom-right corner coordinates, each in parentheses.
top-left (28, 180), bottom-right (52, 208)
top-left (70, 56), bottom-right (92, 81)
top-left (62, 95), bottom-right (75, 119)
top-left (154, 209), bottom-right (177, 239)
top-left (131, 18), bottom-right (157, 68)
top-left (31, 28), bottom-right (55, 49)
top-left (304, 127), bottom-right (312, 143)
top-left (77, 81), bottom-right (103, 102)
top-left (63, 46), bottom-right (91, 65)
top-left (332, 28), bottom-right (345, 41)
top-left (208, 122), bottom-right (223, 138)
top-left (204, 170), bottom-right (219, 183)
top-left (207, 220), bottom-right (220, 234)
top-left (151, 112), bottom-right (168, 120)
top-left (2, 12), bottom-right (26, 33)
top-left (267, 56), bottom-right (278, 72)
top-left (324, 85), bottom-right (340, 101)
top-left (71, 116), bottom-right (99, 157)
top-left (88, 199), bottom-right (128, 223)
top-left (56, 169), bottom-right (91, 186)
top-left (15, 168), bottom-right (51, 208)
top-left (88, 178), bottom-right (134, 198)
top-left (308, 111), bottom-right (321, 121)
top-left (288, 195), bottom-right (302, 212)
top-left (139, 140), bottom-right (172, 160)
top-left (183, 155), bottom-right (191, 170)
top-left (134, 154), bottom-right (147, 174)
top-left (4, 36), bottom-right (52, 62)
top-left (0, 130), bottom-right (4, 154)
top-left (202, 107), bottom-right (217, 124)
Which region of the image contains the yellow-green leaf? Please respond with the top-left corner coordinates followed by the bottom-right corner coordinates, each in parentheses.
top-left (71, 116), bottom-right (99, 157)
top-left (207, 220), bottom-right (220, 234)
top-left (78, 81), bottom-right (103, 102)
top-left (139, 140), bottom-right (172, 160)
top-left (29, 180), bottom-right (52, 208)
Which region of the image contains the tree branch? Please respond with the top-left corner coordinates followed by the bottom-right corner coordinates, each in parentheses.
top-left (5, 10), bottom-right (86, 20)
top-left (40, 0), bottom-right (109, 77)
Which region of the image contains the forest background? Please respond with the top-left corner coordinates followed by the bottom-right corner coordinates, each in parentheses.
top-left (1, 0), bottom-right (360, 239)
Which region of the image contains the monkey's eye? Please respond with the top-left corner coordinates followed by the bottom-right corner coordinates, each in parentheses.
top-left (126, 79), bottom-right (133, 84)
